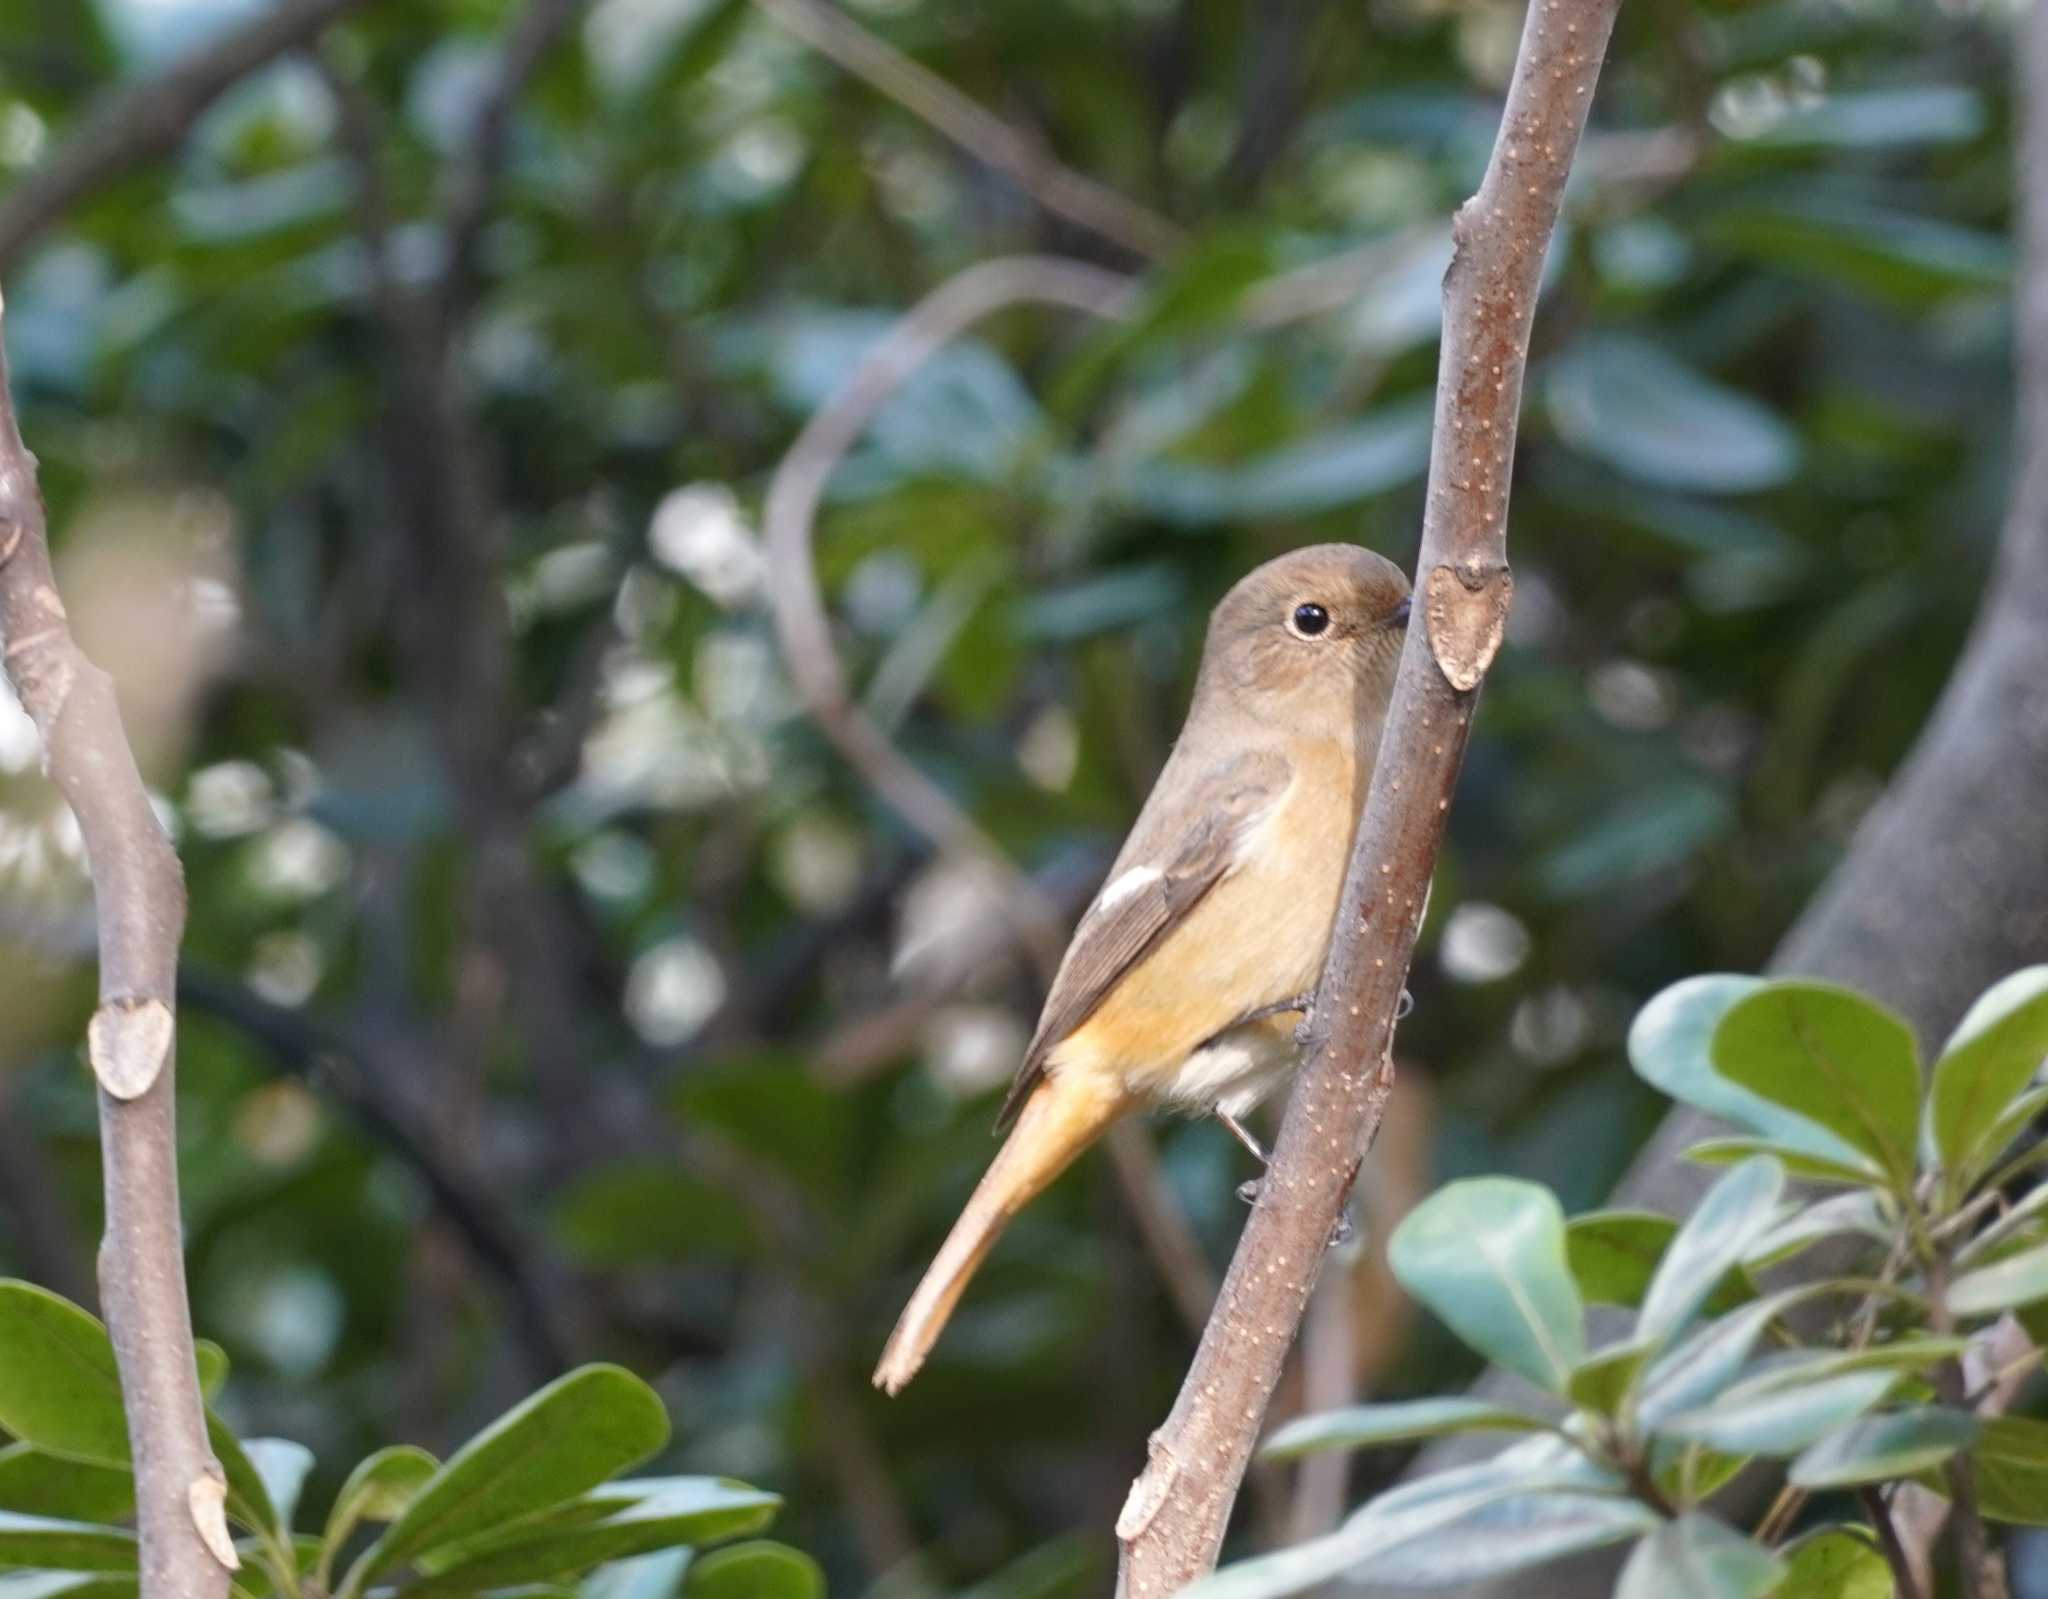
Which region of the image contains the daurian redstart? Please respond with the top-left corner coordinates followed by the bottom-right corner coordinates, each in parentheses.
top-left (874, 544), bottom-right (1412, 1394)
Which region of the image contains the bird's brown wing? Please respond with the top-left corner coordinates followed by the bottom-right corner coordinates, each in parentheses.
top-left (993, 747), bottom-right (1290, 1131)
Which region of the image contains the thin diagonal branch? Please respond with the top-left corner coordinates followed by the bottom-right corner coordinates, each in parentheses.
top-left (1113, 0), bottom-right (1623, 1587)
top-left (750, 0), bottom-right (1185, 261)
top-left (0, 0), bottom-right (371, 273)
top-left (0, 299), bottom-right (231, 1592)
top-left (762, 253), bottom-right (1137, 978)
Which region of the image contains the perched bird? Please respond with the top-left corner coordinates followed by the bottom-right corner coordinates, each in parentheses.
top-left (874, 543), bottom-right (1413, 1394)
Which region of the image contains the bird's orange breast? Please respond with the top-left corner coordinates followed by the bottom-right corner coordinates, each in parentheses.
top-left (1048, 739), bottom-right (1360, 1103)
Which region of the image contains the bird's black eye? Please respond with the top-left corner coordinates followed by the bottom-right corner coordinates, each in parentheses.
top-left (1290, 602), bottom-right (1330, 637)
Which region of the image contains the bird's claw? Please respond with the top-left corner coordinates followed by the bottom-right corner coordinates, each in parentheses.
top-left (1236, 1178), bottom-right (1357, 1250)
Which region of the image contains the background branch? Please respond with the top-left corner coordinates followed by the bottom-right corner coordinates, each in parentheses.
top-left (0, 299), bottom-right (231, 1593)
top-left (0, 0), bottom-right (371, 274)
top-left (1113, 0), bottom-right (1622, 1587)
top-left (750, 0), bottom-right (1185, 261)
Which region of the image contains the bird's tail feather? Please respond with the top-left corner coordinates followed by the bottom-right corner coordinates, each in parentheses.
top-left (873, 1075), bottom-right (1126, 1395)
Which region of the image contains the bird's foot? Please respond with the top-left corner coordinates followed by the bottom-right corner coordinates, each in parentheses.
top-left (1235, 1176), bottom-right (1356, 1248)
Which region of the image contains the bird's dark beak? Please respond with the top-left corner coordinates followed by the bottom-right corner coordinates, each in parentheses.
top-left (1390, 595), bottom-right (1412, 629)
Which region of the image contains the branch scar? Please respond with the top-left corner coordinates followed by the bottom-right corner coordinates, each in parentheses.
top-left (1116, 1436), bottom-right (1180, 1542)
top-left (88, 997), bottom-right (174, 1101)
top-left (188, 1471), bottom-right (240, 1571)
top-left (1424, 561), bottom-right (1513, 692)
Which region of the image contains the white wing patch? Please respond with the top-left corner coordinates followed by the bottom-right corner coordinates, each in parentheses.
top-left (1092, 864), bottom-right (1163, 916)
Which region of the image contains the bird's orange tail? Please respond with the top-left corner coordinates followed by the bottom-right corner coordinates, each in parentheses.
top-left (873, 1074), bottom-right (1128, 1395)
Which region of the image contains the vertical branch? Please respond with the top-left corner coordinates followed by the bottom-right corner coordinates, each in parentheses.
top-left (0, 302), bottom-right (232, 1591)
top-left (1112, 1), bottom-right (1622, 1590)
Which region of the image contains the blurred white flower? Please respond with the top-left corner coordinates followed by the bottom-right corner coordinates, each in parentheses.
top-left (626, 937), bottom-right (727, 1046)
top-left (1440, 902), bottom-right (1531, 985)
top-left (1589, 660), bottom-right (1678, 732)
top-left (772, 814), bottom-right (863, 913)
top-left (893, 858), bottom-right (1007, 984)
top-left (248, 818), bottom-right (350, 900)
top-left (533, 541), bottom-right (614, 614)
top-left (187, 759), bottom-right (275, 839)
top-left (0, 677), bottom-right (38, 774)
top-left (1017, 705), bottom-right (1080, 793)
top-left (924, 1005), bottom-right (1028, 1098)
top-left (571, 830), bottom-right (656, 904)
top-left (649, 484), bottom-right (762, 608)
top-left (247, 929), bottom-right (323, 1008)
top-left (1510, 986), bottom-right (1592, 1067)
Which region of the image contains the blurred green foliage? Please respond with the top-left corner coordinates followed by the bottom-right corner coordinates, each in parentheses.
top-left (0, 0), bottom-right (2026, 1590)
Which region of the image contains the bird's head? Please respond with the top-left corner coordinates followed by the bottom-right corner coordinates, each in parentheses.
top-left (1195, 543), bottom-right (1413, 749)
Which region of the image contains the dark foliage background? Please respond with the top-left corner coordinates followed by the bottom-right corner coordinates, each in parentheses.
top-left (0, 0), bottom-right (2025, 1590)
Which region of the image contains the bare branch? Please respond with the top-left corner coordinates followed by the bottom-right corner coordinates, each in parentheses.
top-left (1113, 0), bottom-right (1622, 1587)
top-left (762, 253), bottom-right (1137, 976)
top-left (750, 0), bottom-right (1185, 261)
top-left (0, 0), bottom-right (370, 273)
top-left (0, 300), bottom-right (229, 1594)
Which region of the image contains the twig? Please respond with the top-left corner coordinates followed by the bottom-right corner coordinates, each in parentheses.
top-left (0, 299), bottom-right (232, 1591)
top-left (0, 0), bottom-right (370, 273)
top-left (1112, 0), bottom-right (1621, 1587)
top-left (1104, 1124), bottom-right (1218, 1340)
top-left (749, 0), bottom-right (1185, 261)
top-left (762, 253), bottom-right (1137, 978)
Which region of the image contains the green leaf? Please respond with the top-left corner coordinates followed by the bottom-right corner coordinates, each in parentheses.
top-left (1949, 1239), bottom-right (2048, 1316)
top-left (1927, 967), bottom-right (2048, 1176)
top-left (1749, 86), bottom-right (1985, 149)
top-left (1184, 1437), bottom-right (1621, 1599)
top-left (320, 1445), bottom-right (438, 1567)
top-left (1741, 1338), bottom-right (1969, 1388)
top-left (1640, 1157), bottom-right (1784, 1342)
top-left (1352, 1494), bottom-right (1660, 1588)
top-left (0, 1447), bottom-right (131, 1521)
top-left (212, 1418), bottom-right (282, 1541)
top-left (0, 1514), bottom-right (139, 1572)
top-left (1637, 1294), bottom-right (1801, 1428)
top-left (1569, 1342), bottom-right (1654, 1415)
top-left (1789, 1407), bottom-right (1978, 1489)
top-left (1387, 1179), bottom-right (1585, 1393)
top-left (195, 1342), bottom-right (228, 1401)
top-left (346, 1365), bottom-right (670, 1590)
top-left (1660, 1372), bottom-right (1897, 1455)
top-left (244, 1441), bottom-right (314, 1534)
top-left (1712, 983), bottom-right (1923, 1185)
top-left (1629, 979), bottom-right (1870, 1168)
top-left (410, 1479), bottom-right (780, 1591)
top-left (1770, 1528), bottom-right (1892, 1599)
top-left (0, 1578), bottom-right (136, 1599)
top-left (1969, 1085), bottom-right (2048, 1183)
top-left (1549, 336), bottom-right (1800, 494)
top-left (1617, 1514), bottom-right (1784, 1599)
top-left (1745, 1191), bottom-right (1893, 1269)
top-left (1115, 404), bottom-right (1432, 526)
top-left (686, 1541), bottom-right (824, 1599)
top-left (1959, 1415), bottom-right (2048, 1525)
top-left (1683, 1140), bottom-right (1885, 1188)
top-left (1261, 1399), bottom-right (1549, 1460)
top-left (1705, 191), bottom-right (2009, 307)
top-left (0, 1283), bottom-right (129, 1467)
top-left (1566, 1212), bottom-right (1678, 1308)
